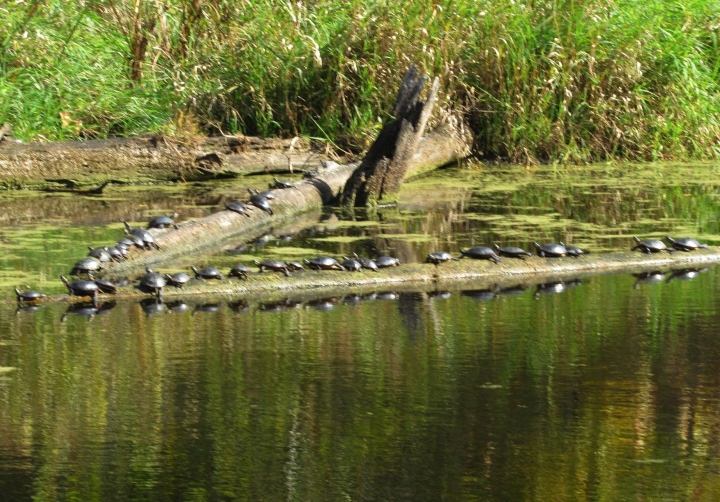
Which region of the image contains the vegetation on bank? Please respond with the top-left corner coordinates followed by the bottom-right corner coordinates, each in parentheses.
top-left (1, 0), bottom-right (719, 162)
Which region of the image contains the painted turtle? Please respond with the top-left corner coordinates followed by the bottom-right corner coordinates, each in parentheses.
top-left (147, 215), bottom-right (178, 229)
top-left (353, 253), bottom-right (379, 272)
top-left (341, 256), bottom-right (363, 272)
top-left (124, 222), bottom-right (160, 250)
top-left (191, 266), bottom-right (224, 280)
top-left (460, 247), bottom-right (500, 263)
top-left (87, 246), bottom-right (112, 263)
top-left (248, 192), bottom-right (274, 215)
top-left (139, 268), bottom-right (166, 298)
top-left (534, 242), bottom-right (567, 258)
top-left (560, 242), bottom-right (587, 258)
top-left (122, 231), bottom-right (146, 249)
top-left (286, 261), bottom-right (305, 271)
top-left (229, 264), bottom-right (251, 279)
top-left (61, 275), bottom-right (100, 303)
top-left (272, 177), bottom-right (300, 190)
top-left (93, 278), bottom-right (117, 294)
top-left (304, 256), bottom-right (345, 271)
top-left (254, 259), bottom-right (291, 277)
top-left (426, 251), bottom-right (458, 266)
top-left (70, 257), bottom-right (103, 277)
top-left (632, 236), bottom-right (672, 253)
top-left (106, 246), bottom-right (126, 262)
top-left (165, 272), bottom-right (192, 288)
top-left (493, 243), bottom-right (532, 259)
top-left (375, 256), bottom-right (400, 268)
top-left (225, 201), bottom-right (253, 217)
top-left (15, 287), bottom-right (46, 303)
top-left (665, 236), bottom-right (708, 252)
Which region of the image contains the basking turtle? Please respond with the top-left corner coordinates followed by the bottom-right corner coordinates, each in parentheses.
top-left (248, 189), bottom-right (274, 215)
top-left (493, 243), bottom-right (532, 259)
top-left (147, 215), bottom-right (178, 229)
top-left (139, 268), bottom-right (166, 298)
top-left (254, 259), bottom-right (291, 277)
top-left (124, 222), bottom-right (160, 250)
top-left (272, 177), bottom-right (300, 190)
top-left (122, 231), bottom-right (146, 249)
top-left (534, 242), bottom-right (567, 258)
top-left (631, 236), bottom-right (672, 253)
top-left (286, 261), bottom-right (305, 271)
top-left (93, 278), bottom-right (117, 294)
top-left (15, 287), bottom-right (46, 303)
top-left (665, 236), bottom-right (708, 252)
top-left (460, 246), bottom-right (500, 264)
top-left (560, 242), bottom-right (587, 258)
top-left (165, 272), bottom-right (192, 288)
top-left (191, 266), bottom-right (224, 280)
top-left (228, 264), bottom-right (251, 279)
top-left (341, 256), bottom-right (363, 272)
top-left (375, 256), bottom-right (400, 268)
top-left (106, 246), bottom-right (126, 262)
top-left (225, 201), bottom-right (253, 217)
top-left (302, 170), bottom-right (319, 179)
top-left (70, 257), bottom-right (103, 277)
top-left (61, 275), bottom-right (100, 303)
top-left (304, 256), bottom-right (345, 271)
top-left (87, 246), bottom-right (112, 263)
top-left (426, 251), bottom-right (458, 266)
top-left (353, 253), bottom-right (379, 272)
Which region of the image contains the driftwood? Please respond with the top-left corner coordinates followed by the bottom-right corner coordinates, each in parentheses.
top-left (341, 66), bottom-right (452, 206)
top-left (0, 134), bottom-right (349, 188)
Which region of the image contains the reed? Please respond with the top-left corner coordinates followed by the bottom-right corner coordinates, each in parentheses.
top-left (2, 0), bottom-right (719, 162)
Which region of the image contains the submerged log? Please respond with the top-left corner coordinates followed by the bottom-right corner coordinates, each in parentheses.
top-left (341, 66), bottom-right (465, 206)
top-left (16, 248), bottom-right (720, 306)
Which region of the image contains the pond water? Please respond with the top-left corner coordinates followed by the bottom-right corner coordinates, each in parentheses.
top-left (2, 162), bottom-right (720, 501)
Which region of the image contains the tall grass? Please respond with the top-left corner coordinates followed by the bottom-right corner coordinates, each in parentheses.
top-left (1, 0), bottom-right (719, 162)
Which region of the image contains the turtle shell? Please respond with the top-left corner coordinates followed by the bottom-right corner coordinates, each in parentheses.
top-left (15, 288), bottom-right (46, 302)
top-left (560, 242), bottom-right (586, 257)
top-left (71, 257), bottom-right (103, 276)
top-left (87, 246), bottom-right (112, 262)
top-left (493, 244), bottom-right (532, 259)
top-left (254, 260), bottom-right (291, 276)
top-left (147, 215), bottom-right (178, 229)
top-left (632, 237), bottom-right (670, 253)
top-left (229, 264), bottom-right (251, 278)
top-left (191, 266), bottom-right (224, 280)
top-left (341, 257), bottom-right (363, 272)
top-left (61, 275), bottom-right (100, 298)
top-left (375, 256), bottom-right (400, 268)
top-left (165, 272), bottom-right (192, 288)
top-left (534, 242), bottom-right (567, 258)
top-left (353, 254), bottom-right (379, 272)
top-left (273, 177), bottom-right (299, 189)
top-left (248, 193), bottom-right (273, 215)
top-left (460, 247), bottom-right (500, 263)
top-left (225, 201), bottom-right (253, 217)
top-left (665, 236), bottom-right (707, 251)
top-left (93, 279), bottom-right (117, 294)
top-left (286, 261), bottom-right (305, 271)
top-left (426, 251), bottom-right (457, 265)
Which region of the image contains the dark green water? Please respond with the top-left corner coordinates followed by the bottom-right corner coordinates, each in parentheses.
top-left (2, 163), bottom-right (720, 501)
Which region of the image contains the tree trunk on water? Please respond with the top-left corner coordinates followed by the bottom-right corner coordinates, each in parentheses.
top-left (341, 66), bottom-right (443, 207)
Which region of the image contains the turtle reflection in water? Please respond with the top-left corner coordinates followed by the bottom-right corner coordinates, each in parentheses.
top-left (61, 303), bottom-right (99, 322)
top-left (633, 271), bottom-right (667, 288)
top-left (534, 282), bottom-right (566, 297)
top-left (666, 268), bottom-right (707, 282)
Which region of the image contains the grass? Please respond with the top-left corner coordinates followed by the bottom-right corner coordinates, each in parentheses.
top-left (1, 0), bottom-right (719, 162)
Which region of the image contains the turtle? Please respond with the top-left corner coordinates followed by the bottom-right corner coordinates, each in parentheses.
top-left (560, 242), bottom-right (587, 258)
top-left (534, 242), bottom-right (568, 258)
top-left (70, 257), bottom-right (103, 277)
top-left (459, 246), bottom-right (501, 263)
top-left (225, 200), bottom-right (253, 217)
top-left (493, 243), bottom-right (533, 259)
top-left (124, 222), bottom-right (160, 250)
top-left (15, 287), bottom-right (46, 303)
top-left (665, 236), bottom-right (708, 252)
top-left (106, 246), bottom-right (126, 262)
top-left (93, 278), bottom-right (117, 294)
top-left (87, 246), bottom-right (112, 263)
top-left (375, 256), bottom-right (400, 268)
top-left (61, 275), bottom-right (100, 303)
top-left (341, 256), bottom-right (363, 272)
top-left (191, 266), bottom-right (224, 280)
top-left (272, 177), bottom-right (300, 190)
top-left (165, 272), bottom-right (192, 288)
top-left (303, 256), bottom-right (345, 271)
top-left (631, 236), bottom-right (672, 253)
top-left (139, 268), bottom-right (166, 299)
top-left (286, 261), bottom-right (305, 271)
top-left (122, 231), bottom-right (146, 249)
top-left (228, 264), bottom-right (251, 279)
top-left (147, 214), bottom-right (179, 229)
top-left (247, 189), bottom-right (273, 215)
top-left (353, 253), bottom-right (379, 272)
top-left (425, 251), bottom-right (458, 266)
top-left (249, 187), bottom-right (277, 200)
top-left (254, 259), bottom-right (291, 277)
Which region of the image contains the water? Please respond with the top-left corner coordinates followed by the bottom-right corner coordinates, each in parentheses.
top-left (2, 163), bottom-right (720, 501)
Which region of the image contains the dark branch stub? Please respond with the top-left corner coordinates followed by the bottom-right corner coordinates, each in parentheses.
top-left (341, 66), bottom-right (440, 207)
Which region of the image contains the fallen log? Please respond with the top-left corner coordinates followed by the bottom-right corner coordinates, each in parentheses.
top-left (13, 248), bottom-right (720, 306)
